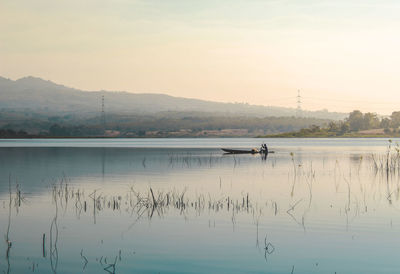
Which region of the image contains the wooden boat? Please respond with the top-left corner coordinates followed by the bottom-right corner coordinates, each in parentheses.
top-left (221, 148), bottom-right (260, 154)
top-left (221, 148), bottom-right (274, 154)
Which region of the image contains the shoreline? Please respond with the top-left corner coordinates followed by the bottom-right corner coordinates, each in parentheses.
top-left (0, 135), bottom-right (398, 139)
top-left (257, 135), bottom-right (398, 138)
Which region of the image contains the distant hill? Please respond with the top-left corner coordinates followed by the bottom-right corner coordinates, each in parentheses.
top-left (0, 76), bottom-right (347, 120)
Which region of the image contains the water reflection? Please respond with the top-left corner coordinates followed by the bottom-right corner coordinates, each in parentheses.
top-left (1, 142), bottom-right (400, 273)
top-left (5, 176), bottom-right (12, 274)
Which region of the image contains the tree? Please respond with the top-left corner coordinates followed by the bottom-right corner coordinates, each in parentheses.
top-left (380, 118), bottom-right (391, 129)
top-left (309, 125), bottom-right (320, 133)
top-left (327, 121), bottom-right (339, 132)
top-left (363, 112), bottom-right (380, 129)
top-left (348, 110), bottom-right (364, 131)
top-left (339, 121), bottom-right (350, 134)
top-left (391, 111), bottom-right (400, 128)
top-left (49, 124), bottom-right (70, 136)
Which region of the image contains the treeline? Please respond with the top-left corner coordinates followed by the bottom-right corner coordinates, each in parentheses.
top-left (100, 113), bottom-right (328, 132)
top-left (0, 129), bottom-right (30, 138)
top-left (48, 124), bottom-right (104, 137)
top-left (266, 110), bottom-right (400, 137)
top-left (46, 115), bottom-right (329, 137)
top-left (0, 112), bottom-right (329, 137)
top-left (328, 110), bottom-right (400, 133)
top-left (5, 109), bottom-right (399, 138)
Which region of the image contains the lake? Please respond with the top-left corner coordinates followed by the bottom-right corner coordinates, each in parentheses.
top-left (0, 138), bottom-right (399, 273)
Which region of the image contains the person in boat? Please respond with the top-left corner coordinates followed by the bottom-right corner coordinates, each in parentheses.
top-left (261, 143), bottom-right (269, 154)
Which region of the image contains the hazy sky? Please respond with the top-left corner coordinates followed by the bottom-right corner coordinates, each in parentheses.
top-left (2, 0), bottom-right (400, 114)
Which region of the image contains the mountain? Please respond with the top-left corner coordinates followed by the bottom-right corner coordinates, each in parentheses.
top-left (0, 76), bottom-right (346, 119)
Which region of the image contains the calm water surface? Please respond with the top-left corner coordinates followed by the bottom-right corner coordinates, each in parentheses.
top-left (0, 138), bottom-right (399, 273)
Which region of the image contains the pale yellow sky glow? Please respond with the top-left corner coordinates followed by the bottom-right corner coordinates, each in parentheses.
top-left (1, 0), bottom-right (400, 114)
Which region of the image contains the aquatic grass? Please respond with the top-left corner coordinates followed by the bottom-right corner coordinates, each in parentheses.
top-left (371, 140), bottom-right (400, 175)
top-left (46, 178), bottom-right (276, 226)
top-left (38, 154), bottom-right (396, 235)
top-left (2, 155), bottom-right (400, 274)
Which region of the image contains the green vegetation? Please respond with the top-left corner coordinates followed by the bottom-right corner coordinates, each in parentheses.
top-left (0, 110), bottom-right (329, 138)
top-left (0, 129), bottom-right (30, 138)
top-left (4, 108), bottom-right (400, 138)
top-left (261, 110), bottom-right (400, 138)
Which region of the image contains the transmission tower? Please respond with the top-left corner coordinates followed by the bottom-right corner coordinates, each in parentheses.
top-left (101, 95), bottom-right (106, 128)
top-left (296, 90), bottom-right (302, 117)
